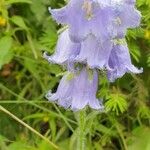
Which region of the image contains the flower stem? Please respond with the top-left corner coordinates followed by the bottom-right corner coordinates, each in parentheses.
top-left (78, 109), bottom-right (86, 150)
top-left (0, 105), bottom-right (59, 150)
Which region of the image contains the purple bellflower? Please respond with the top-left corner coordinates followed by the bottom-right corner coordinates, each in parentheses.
top-left (43, 29), bottom-right (113, 70)
top-left (49, 0), bottom-right (114, 42)
top-left (107, 39), bottom-right (143, 82)
top-left (43, 29), bottom-right (80, 65)
top-left (43, 32), bottom-right (142, 82)
top-left (75, 34), bottom-right (113, 69)
top-left (110, 0), bottom-right (141, 38)
top-left (46, 68), bottom-right (103, 111)
top-left (44, 0), bottom-right (143, 110)
top-left (49, 0), bottom-right (141, 41)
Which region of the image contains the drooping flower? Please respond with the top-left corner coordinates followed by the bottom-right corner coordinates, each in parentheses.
top-left (44, 0), bottom-right (143, 111)
top-left (43, 29), bottom-right (80, 65)
top-left (75, 34), bottom-right (113, 69)
top-left (107, 39), bottom-right (143, 82)
top-left (110, 0), bottom-right (141, 38)
top-left (49, 0), bottom-right (141, 42)
top-left (45, 67), bottom-right (103, 111)
top-left (49, 0), bottom-right (114, 42)
top-left (43, 29), bottom-right (113, 70)
top-left (43, 29), bottom-right (142, 77)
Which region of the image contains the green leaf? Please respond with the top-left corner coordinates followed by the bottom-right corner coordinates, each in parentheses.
top-left (147, 53), bottom-right (150, 67)
top-left (37, 140), bottom-right (56, 150)
top-left (0, 135), bottom-right (8, 150)
top-left (10, 16), bottom-right (29, 31)
top-left (5, 0), bottom-right (32, 5)
top-left (128, 127), bottom-right (150, 150)
top-left (30, 0), bottom-right (46, 22)
top-left (24, 57), bottom-right (39, 79)
top-left (105, 94), bottom-right (128, 115)
top-left (8, 141), bottom-right (36, 150)
top-left (128, 42), bottom-right (141, 63)
top-left (0, 36), bottom-right (13, 69)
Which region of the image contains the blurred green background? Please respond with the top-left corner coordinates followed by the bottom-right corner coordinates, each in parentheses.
top-left (0, 0), bottom-right (150, 150)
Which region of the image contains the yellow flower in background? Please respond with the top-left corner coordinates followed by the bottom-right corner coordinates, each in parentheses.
top-left (145, 29), bottom-right (150, 39)
top-left (0, 16), bottom-right (6, 26)
top-left (43, 116), bottom-right (49, 122)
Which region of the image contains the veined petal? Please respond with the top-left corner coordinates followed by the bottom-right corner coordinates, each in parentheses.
top-left (46, 67), bottom-right (103, 111)
top-left (46, 72), bottom-right (74, 108)
top-left (125, 0), bottom-right (136, 5)
top-left (75, 34), bottom-right (113, 69)
top-left (107, 41), bottom-right (143, 82)
top-left (43, 29), bottom-right (80, 65)
top-left (49, 7), bottom-right (68, 24)
top-left (71, 68), bottom-right (103, 110)
top-left (49, 0), bottom-right (113, 42)
top-left (111, 1), bottom-right (141, 38)
top-left (118, 5), bottom-right (141, 28)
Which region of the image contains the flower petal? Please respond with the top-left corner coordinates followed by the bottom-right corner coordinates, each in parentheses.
top-left (107, 41), bottom-right (143, 82)
top-left (43, 29), bottom-right (80, 65)
top-left (46, 68), bottom-right (103, 111)
top-left (75, 35), bottom-right (113, 69)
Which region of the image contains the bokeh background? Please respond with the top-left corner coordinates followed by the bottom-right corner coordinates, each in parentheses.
top-left (0, 0), bottom-right (150, 150)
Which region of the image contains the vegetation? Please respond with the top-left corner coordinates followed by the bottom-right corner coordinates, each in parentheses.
top-left (0, 0), bottom-right (150, 150)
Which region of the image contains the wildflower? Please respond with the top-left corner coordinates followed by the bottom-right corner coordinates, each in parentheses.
top-left (43, 31), bottom-right (143, 83)
top-left (45, 67), bottom-right (103, 110)
top-left (44, 0), bottom-right (143, 110)
top-left (145, 30), bottom-right (150, 39)
top-left (75, 34), bottom-right (113, 69)
top-left (49, 0), bottom-right (141, 42)
top-left (110, 0), bottom-right (141, 38)
top-left (107, 39), bottom-right (143, 82)
top-left (49, 0), bottom-right (114, 42)
top-left (43, 29), bottom-right (80, 65)
top-left (0, 16), bottom-right (6, 27)
top-left (43, 29), bottom-right (113, 70)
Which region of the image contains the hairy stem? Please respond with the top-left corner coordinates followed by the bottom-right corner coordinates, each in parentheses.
top-left (78, 109), bottom-right (86, 150)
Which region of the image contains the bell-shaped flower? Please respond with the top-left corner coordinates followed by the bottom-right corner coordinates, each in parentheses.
top-left (49, 0), bottom-right (114, 42)
top-left (43, 29), bottom-right (80, 65)
top-left (75, 34), bottom-right (113, 69)
top-left (110, 0), bottom-right (141, 38)
top-left (107, 39), bottom-right (143, 82)
top-left (45, 67), bottom-right (103, 111)
top-left (44, 30), bottom-right (113, 70)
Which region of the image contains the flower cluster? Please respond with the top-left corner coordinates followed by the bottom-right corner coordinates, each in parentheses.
top-left (44, 0), bottom-right (142, 111)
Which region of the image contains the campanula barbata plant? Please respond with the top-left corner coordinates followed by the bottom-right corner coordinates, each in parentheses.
top-left (44, 0), bottom-right (142, 110)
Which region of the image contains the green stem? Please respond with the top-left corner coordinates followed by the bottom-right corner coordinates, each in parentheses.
top-left (115, 124), bottom-right (128, 150)
top-left (78, 110), bottom-right (86, 150)
top-left (0, 105), bottom-right (59, 150)
top-left (109, 115), bottom-right (128, 150)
